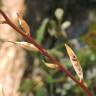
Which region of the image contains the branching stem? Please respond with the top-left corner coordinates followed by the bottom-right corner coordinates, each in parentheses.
top-left (0, 10), bottom-right (93, 96)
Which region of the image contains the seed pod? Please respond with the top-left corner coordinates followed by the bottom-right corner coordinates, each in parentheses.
top-left (15, 41), bottom-right (39, 52)
top-left (44, 62), bottom-right (59, 69)
top-left (65, 44), bottom-right (83, 82)
top-left (17, 12), bottom-right (30, 36)
top-left (4, 40), bottom-right (39, 52)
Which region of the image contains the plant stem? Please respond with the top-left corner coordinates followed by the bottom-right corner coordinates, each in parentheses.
top-left (0, 10), bottom-right (93, 96)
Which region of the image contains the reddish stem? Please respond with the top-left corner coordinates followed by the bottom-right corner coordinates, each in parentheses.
top-left (0, 10), bottom-right (93, 96)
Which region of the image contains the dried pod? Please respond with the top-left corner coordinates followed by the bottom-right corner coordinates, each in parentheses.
top-left (17, 12), bottom-right (30, 35)
top-left (4, 40), bottom-right (39, 52)
top-left (15, 41), bottom-right (39, 52)
top-left (44, 62), bottom-right (59, 69)
top-left (65, 44), bottom-right (83, 82)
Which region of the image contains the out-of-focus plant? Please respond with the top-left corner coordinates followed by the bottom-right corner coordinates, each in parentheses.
top-left (36, 18), bottom-right (49, 44)
top-left (48, 8), bottom-right (71, 38)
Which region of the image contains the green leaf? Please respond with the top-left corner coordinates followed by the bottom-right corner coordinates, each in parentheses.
top-left (19, 79), bottom-right (37, 93)
top-left (47, 48), bottom-right (63, 58)
top-left (36, 87), bottom-right (46, 96)
top-left (36, 18), bottom-right (49, 43)
top-left (47, 75), bottom-right (54, 83)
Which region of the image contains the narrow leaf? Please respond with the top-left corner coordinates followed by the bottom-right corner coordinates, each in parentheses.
top-left (65, 44), bottom-right (83, 82)
top-left (36, 19), bottom-right (49, 43)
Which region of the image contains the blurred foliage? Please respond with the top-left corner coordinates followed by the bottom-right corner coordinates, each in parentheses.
top-left (20, 5), bottom-right (96, 96)
top-left (36, 18), bottom-right (49, 44)
top-left (19, 79), bottom-right (37, 93)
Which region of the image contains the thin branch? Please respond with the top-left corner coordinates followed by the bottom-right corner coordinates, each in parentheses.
top-left (0, 10), bottom-right (93, 96)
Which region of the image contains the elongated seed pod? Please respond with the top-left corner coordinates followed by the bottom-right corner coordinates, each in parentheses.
top-left (44, 62), bottom-right (59, 69)
top-left (15, 41), bottom-right (39, 52)
top-left (17, 12), bottom-right (30, 35)
top-left (6, 40), bottom-right (39, 52)
top-left (65, 44), bottom-right (83, 82)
